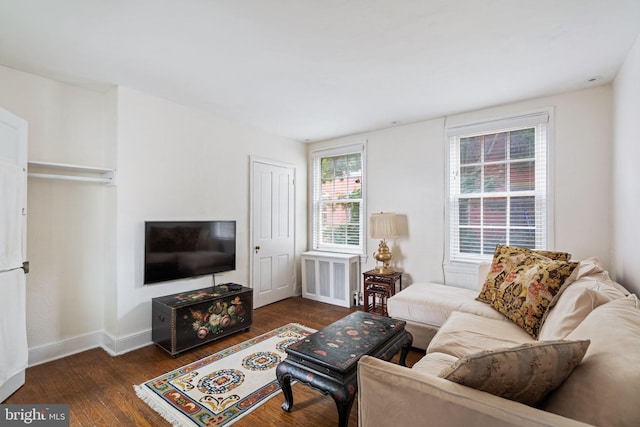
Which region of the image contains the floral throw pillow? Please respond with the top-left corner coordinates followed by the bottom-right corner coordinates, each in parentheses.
top-left (438, 340), bottom-right (590, 406)
top-left (476, 245), bottom-right (572, 304)
top-left (491, 253), bottom-right (579, 338)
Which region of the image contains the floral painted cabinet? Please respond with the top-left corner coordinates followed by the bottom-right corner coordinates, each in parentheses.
top-left (152, 285), bottom-right (253, 357)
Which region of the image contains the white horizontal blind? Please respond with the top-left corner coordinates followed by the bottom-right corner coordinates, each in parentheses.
top-left (311, 143), bottom-right (365, 254)
top-left (448, 112), bottom-right (549, 262)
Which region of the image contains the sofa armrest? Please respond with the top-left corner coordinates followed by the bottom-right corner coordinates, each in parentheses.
top-left (357, 356), bottom-right (593, 427)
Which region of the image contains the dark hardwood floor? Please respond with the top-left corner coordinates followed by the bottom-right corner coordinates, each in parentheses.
top-left (5, 297), bottom-right (424, 426)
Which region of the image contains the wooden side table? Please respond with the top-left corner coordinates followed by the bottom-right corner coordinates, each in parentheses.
top-left (363, 270), bottom-right (402, 316)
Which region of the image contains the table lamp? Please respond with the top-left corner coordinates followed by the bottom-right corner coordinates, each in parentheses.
top-left (370, 212), bottom-right (398, 274)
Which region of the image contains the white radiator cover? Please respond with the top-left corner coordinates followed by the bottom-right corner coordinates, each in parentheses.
top-left (301, 251), bottom-right (360, 307)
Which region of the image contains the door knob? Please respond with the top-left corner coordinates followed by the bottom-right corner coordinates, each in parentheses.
top-left (255, 246), bottom-right (260, 253)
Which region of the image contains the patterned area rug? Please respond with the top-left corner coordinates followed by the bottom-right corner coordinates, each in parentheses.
top-left (135, 324), bottom-right (315, 426)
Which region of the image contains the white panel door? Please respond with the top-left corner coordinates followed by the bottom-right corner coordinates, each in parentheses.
top-left (0, 107), bottom-right (28, 402)
top-left (251, 159), bottom-right (295, 308)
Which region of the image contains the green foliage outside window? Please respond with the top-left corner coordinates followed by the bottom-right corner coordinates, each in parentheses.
top-left (319, 153), bottom-right (363, 247)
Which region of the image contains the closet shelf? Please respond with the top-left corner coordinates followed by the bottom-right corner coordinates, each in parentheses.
top-left (27, 161), bottom-right (116, 186)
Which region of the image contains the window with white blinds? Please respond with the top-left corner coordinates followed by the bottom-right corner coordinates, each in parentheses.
top-left (447, 111), bottom-right (551, 262)
top-left (310, 143), bottom-right (365, 254)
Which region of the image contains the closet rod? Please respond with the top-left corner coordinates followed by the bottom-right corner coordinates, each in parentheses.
top-left (27, 160), bottom-right (116, 185)
top-left (27, 172), bottom-right (112, 184)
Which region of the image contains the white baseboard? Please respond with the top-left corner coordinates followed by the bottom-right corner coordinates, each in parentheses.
top-left (28, 331), bottom-right (103, 367)
top-left (101, 329), bottom-right (152, 356)
top-left (28, 329), bottom-right (153, 367)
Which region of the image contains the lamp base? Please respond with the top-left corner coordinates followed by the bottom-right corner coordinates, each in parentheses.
top-left (373, 265), bottom-right (394, 275)
top-left (373, 240), bottom-right (394, 275)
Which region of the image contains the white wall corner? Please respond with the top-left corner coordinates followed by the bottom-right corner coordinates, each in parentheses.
top-left (101, 329), bottom-right (152, 356)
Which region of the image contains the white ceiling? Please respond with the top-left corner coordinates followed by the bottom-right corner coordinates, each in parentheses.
top-left (1, 1), bottom-right (639, 142)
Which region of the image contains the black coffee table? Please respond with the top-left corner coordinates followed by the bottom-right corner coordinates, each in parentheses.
top-left (276, 311), bottom-right (412, 427)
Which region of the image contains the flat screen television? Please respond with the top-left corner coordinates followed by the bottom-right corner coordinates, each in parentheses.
top-left (144, 220), bottom-right (236, 284)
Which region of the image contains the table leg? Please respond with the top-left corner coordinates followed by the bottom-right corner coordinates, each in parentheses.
top-left (332, 386), bottom-right (356, 427)
top-left (398, 331), bottom-right (413, 366)
top-left (276, 362), bottom-right (294, 412)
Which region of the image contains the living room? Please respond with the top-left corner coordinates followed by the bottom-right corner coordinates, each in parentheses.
top-left (1, 1), bottom-right (639, 426)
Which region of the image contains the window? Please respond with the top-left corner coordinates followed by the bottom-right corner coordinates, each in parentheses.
top-left (447, 111), bottom-right (551, 263)
top-left (311, 143), bottom-right (365, 254)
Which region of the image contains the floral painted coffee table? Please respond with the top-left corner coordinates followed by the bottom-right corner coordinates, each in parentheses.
top-left (276, 311), bottom-right (412, 427)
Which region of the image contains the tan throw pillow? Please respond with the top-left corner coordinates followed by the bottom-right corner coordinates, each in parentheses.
top-left (490, 253), bottom-right (579, 338)
top-left (538, 276), bottom-right (624, 341)
top-left (438, 340), bottom-right (590, 406)
top-left (476, 245), bottom-right (572, 304)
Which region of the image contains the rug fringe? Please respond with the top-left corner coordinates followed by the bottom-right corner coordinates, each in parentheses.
top-left (134, 385), bottom-right (190, 427)
top-left (289, 322), bottom-right (316, 332)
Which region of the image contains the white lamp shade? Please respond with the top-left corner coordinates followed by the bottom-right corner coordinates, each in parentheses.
top-left (370, 212), bottom-right (398, 239)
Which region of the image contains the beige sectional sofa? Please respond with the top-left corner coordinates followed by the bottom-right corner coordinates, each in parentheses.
top-left (357, 255), bottom-right (640, 427)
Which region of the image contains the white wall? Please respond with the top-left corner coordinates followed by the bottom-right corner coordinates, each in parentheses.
top-left (0, 66), bottom-right (306, 362)
top-left (111, 87), bottom-right (307, 348)
top-left (311, 85), bottom-right (613, 288)
top-left (613, 34), bottom-right (640, 295)
top-left (447, 87), bottom-right (613, 268)
top-left (308, 120), bottom-right (446, 285)
top-left (0, 65), bottom-right (115, 362)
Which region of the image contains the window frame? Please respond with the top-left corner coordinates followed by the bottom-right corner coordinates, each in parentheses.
top-left (445, 109), bottom-right (554, 266)
top-left (309, 142), bottom-right (367, 255)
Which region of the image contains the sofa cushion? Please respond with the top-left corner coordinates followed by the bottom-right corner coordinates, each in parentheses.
top-left (542, 295), bottom-right (640, 426)
top-left (427, 311), bottom-right (533, 358)
top-left (538, 274), bottom-right (627, 340)
top-left (572, 256), bottom-right (603, 279)
top-left (411, 352), bottom-right (458, 377)
top-left (571, 256), bottom-right (629, 293)
top-left (477, 245), bottom-right (572, 304)
top-left (387, 282), bottom-right (504, 329)
top-left (438, 340), bottom-right (590, 406)
top-left (489, 253), bottom-right (579, 338)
